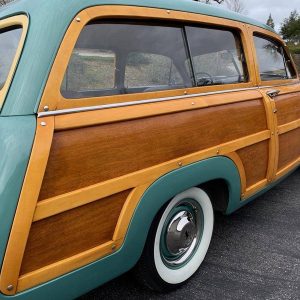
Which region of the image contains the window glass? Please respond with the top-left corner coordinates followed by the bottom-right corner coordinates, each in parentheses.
top-left (62, 49), bottom-right (116, 94)
top-left (0, 26), bottom-right (22, 90)
top-left (254, 35), bottom-right (296, 81)
top-left (185, 26), bottom-right (248, 87)
top-left (125, 52), bottom-right (184, 91)
top-left (62, 22), bottom-right (193, 99)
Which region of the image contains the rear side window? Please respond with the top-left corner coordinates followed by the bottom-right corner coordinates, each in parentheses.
top-left (186, 26), bottom-right (248, 87)
top-left (0, 26), bottom-right (22, 90)
top-left (61, 22), bottom-right (193, 98)
top-left (254, 35), bottom-right (297, 81)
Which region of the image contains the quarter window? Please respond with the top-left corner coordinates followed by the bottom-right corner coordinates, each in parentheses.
top-left (185, 26), bottom-right (248, 86)
top-left (0, 26), bottom-right (22, 90)
top-left (254, 35), bottom-right (296, 81)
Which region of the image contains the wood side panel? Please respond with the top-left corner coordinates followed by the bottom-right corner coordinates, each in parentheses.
top-left (275, 92), bottom-right (300, 126)
top-left (237, 141), bottom-right (269, 188)
top-left (278, 128), bottom-right (300, 170)
top-left (39, 100), bottom-right (267, 200)
top-left (20, 190), bottom-right (130, 275)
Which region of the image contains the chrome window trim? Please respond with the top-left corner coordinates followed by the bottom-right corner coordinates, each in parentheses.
top-left (38, 82), bottom-right (299, 118)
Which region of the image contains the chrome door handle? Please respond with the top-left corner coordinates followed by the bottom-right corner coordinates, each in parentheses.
top-left (266, 90), bottom-right (280, 98)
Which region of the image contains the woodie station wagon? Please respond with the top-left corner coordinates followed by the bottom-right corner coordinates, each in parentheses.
top-left (0, 0), bottom-right (299, 299)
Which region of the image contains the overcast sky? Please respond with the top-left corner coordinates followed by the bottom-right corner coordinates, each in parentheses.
top-left (223, 0), bottom-right (300, 32)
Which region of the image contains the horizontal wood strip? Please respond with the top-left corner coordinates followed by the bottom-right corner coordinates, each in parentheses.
top-left (275, 158), bottom-right (300, 180)
top-left (278, 119), bottom-right (300, 135)
top-left (17, 239), bottom-right (122, 293)
top-left (54, 92), bottom-right (262, 130)
top-left (243, 179), bottom-right (268, 199)
top-left (39, 100), bottom-right (267, 200)
top-left (20, 190), bottom-right (131, 275)
top-left (34, 130), bottom-right (271, 221)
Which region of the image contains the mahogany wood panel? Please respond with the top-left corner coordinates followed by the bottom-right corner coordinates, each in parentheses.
top-left (275, 92), bottom-right (300, 126)
top-left (237, 141), bottom-right (269, 188)
top-left (39, 99), bottom-right (267, 200)
top-left (20, 190), bottom-right (130, 275)
top-left (278, 128), bottom-right (300, 170)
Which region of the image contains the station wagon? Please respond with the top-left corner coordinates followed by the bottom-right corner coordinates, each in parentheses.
top-left (0, 0), bottom-right (299, 299)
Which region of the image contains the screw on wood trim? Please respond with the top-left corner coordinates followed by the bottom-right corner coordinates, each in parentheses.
top-left (76, 17), bottom-right (81, 22)
top-left (43, 106), bottom-right (49, 112)
top-left (166, 10), bottom-right (171, 14)
top-left (191, 102), bottom-right (195, 105)
top-left (217, 149), bottom-right (220, 155)
top-left (184, 91), bottom-right (188, 95)
top-left (178, 162), bottom-right (183, 167)
top-left (6, 285), bottom-right (14, 292)
top-left (273, 109), bottom-right (277, 113)
top-left (40, 122), bottom-right (47, 127)
top-left (111, 244), bottom-right (116, 251)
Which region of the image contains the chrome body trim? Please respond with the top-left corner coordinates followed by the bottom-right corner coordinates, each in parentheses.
top-left (38, 82), bottom-right (299, 118)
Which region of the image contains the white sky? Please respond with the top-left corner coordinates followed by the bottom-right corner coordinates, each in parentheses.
top-left (221, 0), bottom-right (300, 32)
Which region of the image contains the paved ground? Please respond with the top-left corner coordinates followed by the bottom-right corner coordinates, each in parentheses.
top-left (80, 169), bottom-right (300, 300)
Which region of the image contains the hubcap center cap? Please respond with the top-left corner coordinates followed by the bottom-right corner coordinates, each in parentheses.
top-left (166, 211), bottom-right (197, 256)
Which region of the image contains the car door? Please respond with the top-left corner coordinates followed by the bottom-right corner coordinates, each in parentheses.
top-left (249, 26), bottom-right (300, 182)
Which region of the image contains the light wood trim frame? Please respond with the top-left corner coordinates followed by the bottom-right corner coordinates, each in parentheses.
top-left (259, 90), bottom-right (279, 181)
top-left (1, 123), bottom-right (273, 293)
top-left (38, 5), bottom-right (257, 112)
top-left (278, 119), bottom-right (300, 135)
top-left (0, 15), bottom-right (29, 109)
top-left (54, 90), bottom-right (262, 130)
top-left (16, 129), bottom-right (269, 292)
top-left (247, 24), bottom-right (300, 87)
top-left (17, 239), bottom-right (123, 293)
top-left (226, 152), bottom-right (247, 195)
top-left (0, 117), bottom-right (54, 295)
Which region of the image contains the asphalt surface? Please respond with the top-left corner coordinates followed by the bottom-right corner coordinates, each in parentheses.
top-left (80, 169), bottom-right (300, 300)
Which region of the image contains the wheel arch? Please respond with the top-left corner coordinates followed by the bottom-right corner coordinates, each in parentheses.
top-left (123, 156), bottom-right (241, 267)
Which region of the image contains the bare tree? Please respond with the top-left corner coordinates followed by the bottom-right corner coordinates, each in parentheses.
top-left (224, 0), bottom-right (246, 13)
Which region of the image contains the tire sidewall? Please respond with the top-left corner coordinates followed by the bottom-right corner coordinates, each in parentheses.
top-left (153, 187), bottom-right (214, 285)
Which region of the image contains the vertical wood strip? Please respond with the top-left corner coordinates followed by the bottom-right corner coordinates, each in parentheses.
top-left (0, 117), bottom-right (54, 295)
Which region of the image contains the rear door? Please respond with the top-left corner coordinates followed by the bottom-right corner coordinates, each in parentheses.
top-left (249, 27), bottom-right (300, 181)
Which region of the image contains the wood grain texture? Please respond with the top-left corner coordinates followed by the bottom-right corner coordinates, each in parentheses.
top-left (278, 128), bottom-right (300, 170)
top-left (20, 190), bottom-right (130, 275)
top-left (237, 141), bottom-right (269, 187)
top-left (275, 92), bottom-right (300, 126)
top-left (39, 100), bottom-right (267, 200)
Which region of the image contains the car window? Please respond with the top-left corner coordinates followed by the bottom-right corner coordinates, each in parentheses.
top-left (61, 22), bottom-right (193, 99)
top-left (61, 49), bottom-right (116, 94)
top-left (254, 35), bottom-right (296, 81)
top-left (185, 26), bottom-right (248, 87)
top-left (0, 26), bottom-right (22, 90)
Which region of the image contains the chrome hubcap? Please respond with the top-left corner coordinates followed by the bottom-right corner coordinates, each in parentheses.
top-left (166, 211), bottom-right (197, 255)
top-left (160, 200), bottom-right (203, 268)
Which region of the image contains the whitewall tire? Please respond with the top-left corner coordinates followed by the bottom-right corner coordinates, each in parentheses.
top-left (134, 187), bottom-right (214, 292)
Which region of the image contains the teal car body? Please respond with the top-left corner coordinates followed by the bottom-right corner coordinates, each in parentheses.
top-left (0, 1), bottom-right (296, 299)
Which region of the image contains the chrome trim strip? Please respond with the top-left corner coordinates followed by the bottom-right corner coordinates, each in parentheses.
top-left (38, 82), bottom-right (299, 118)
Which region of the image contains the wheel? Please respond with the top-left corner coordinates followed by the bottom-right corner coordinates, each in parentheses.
top-left (134, 187), bottom-right (214, 292)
